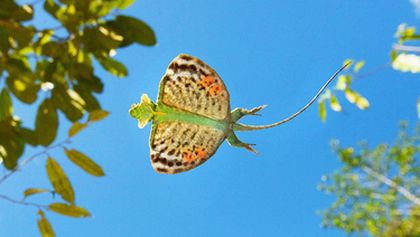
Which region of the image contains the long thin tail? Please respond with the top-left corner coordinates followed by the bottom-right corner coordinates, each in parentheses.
top-left (233, 62), bottom-right (351, 131)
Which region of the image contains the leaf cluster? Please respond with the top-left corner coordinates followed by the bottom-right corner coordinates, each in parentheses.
top-left (318, 123), bottom-right (420, 236)
top-left (0, 0), bottom-right (156, 169)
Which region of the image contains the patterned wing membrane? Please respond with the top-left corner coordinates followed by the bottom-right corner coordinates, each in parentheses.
top-left (150, 121), bottom-right (225, 174)
top-left (157, 54), bottom-right (230, 120)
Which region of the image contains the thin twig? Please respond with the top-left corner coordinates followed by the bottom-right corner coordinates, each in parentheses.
top-left (0, 138), bottom-right (71, 185)
top-left (393, 44), bottom-right (420, 53)
top-left (0, 194), bottom-right (48, 210)
top-left (361, 166), bottom-right (420, 206)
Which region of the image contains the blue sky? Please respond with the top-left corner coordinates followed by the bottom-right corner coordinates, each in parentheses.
top-left (1, 1), bottom-right (420, 236)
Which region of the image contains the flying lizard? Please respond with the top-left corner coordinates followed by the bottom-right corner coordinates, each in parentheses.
top-left (129, 54), bottom-right (349, 174)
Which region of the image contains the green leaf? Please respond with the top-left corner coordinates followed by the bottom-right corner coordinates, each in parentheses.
top-left (319, 100), bottom-right (326, 122)
top-left (37, 210), bottom-right (55, 237)
top-left (0, 89), bottom-right (13, 120)
top-left (97, 57), bottom-right (128, 77)
top-left (68, 122), bottom-right (88, 137)
top-left (354, 61), bottom-right (365, 73)
top-left (329, 94), bottom-right (342, 112)
top-left (46, 157), bottom-right (75, 203)
top-left (0, 120), bottom-right (25, 169)
top-left (51, 86), bottom-right (84, 122)
top-left (35, 99), bottom-right (58, 146)
top-left (6, 75), bottom-right (40, 104)
top-left (106, 15), bottom-right (156, 47)
top-left (18, 127), bottom-right (38, 146)
top-left (88, 109), bottom-right (109, 122)
top-left (49, 203), bottom-right (90, 218)
top-left (117, 0), bottom-right (135, 9)
top-left (82, 27), bottom-right (122, 53)
top-left (24, 188), bottom-right (50, 198)
top-left (64, 149), bottom-right (105, 176)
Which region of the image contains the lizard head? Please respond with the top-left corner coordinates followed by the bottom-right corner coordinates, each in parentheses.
top-left (129, 94), bottom-right (156, 128)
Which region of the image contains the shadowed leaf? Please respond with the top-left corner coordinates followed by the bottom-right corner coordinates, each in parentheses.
top-left (0, 89), bottom-right (12, 120)
top-left (106, 15), bottom-right (156, 47)
top-left (64, 149), bottom-right (105, 176)
top-left (46, 157), bottom-right (75, 203)
top-left (98, 57), bottom-right (128, 77)
top-left (35, 99), bottom-right (58, 146)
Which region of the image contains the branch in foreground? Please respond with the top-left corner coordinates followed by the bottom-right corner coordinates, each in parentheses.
top-left (0, 194), bottom-right (47, 210)
top-left (0, 138), bottom-right (71, 185)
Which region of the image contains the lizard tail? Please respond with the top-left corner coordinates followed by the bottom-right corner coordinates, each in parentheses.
top-left (233, 62), bottom-right (351, 132)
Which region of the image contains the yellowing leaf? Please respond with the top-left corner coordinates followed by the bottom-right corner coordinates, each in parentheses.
top-left (329, 94), bottom-right (342, 112)
top-left (24, 188), bottom-right (50, 198)
top-left (37, 210), bottom-right (55, 237)
top-left (68, 122), bottom-right (88, 137)
top-left (46, 157), bottom-right (75, 203)
top-left (64, 149), bottom-right (105, 177)
top-left (88, 109), bottom-right (109, 122)
top-left (343, 59), bottom-right (353, 67)
top-left (49, 203), bottom-right (90, 218)
top-left (319, 100), bottom-right (327, 123)
top-left (355, 96), bottom-right (370, 110)
top-left (335, 75), bottom-right (347, 90)
top-left (392, 53), bottom-right (420, 73)
top-left (345, 89), bottom-right (357, 103)
top-left (354, 61), bottom-right (365, 72)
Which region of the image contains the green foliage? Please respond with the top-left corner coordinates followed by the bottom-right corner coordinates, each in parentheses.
top-left (318, 60), bottom-right (369, 122)
top-left (319, 123), bottom-right (420, 236)
top-left (0, 0), bottom-right (156, 169)
top-left (0, 0), bottom-right (155, 236)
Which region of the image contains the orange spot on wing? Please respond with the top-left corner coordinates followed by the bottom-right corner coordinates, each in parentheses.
top-left (182, 147), bottom-right (207, 162)
top-left (183, 151), bottom-right (196, 162)
top-left (200, 76), bottom-right (216, 87)
top-left (196, 148), bottom-right (207, 159)
top-left (209, 84), bottom-right (222, 96)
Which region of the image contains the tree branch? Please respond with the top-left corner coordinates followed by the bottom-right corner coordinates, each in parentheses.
top-left (0, 194), bottom-right (48, 210)
top-left (361, 166), bottom-right (420, 206)
top-left (0, 138), bottom-right (71, 185)
top-left (393, 44), bottom-right (420, 53)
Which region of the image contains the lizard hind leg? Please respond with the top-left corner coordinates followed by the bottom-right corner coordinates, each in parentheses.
top-left (226, 132), bottom-right (258, 154)
top-left (230, 105), bottom-right (267, 122)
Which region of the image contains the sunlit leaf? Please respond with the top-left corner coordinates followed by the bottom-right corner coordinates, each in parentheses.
top-left (35, 99), bottom-right (58, 146)
top-left (46, 157), bottom-right (75, 203)
top-left (49, 203), bottom-right (90, 218)
top-left (117, 0), bottom-right (135, 9)
top-left (335, 75), bottom-right (347, 91)
top-left (24, 188), bottom-right (50, 198)
top-left (97, 57), bottom-right (128, 77)
top-left (64, 149), bottom-right (105, 176)
top-left (68, 122), bottom-right (88, 137)
top-left (37, 210), bottom-right (55, 237)
top-left (344, 89), bottom-right (357, 103)
top-left (392, 53), bottom-right (420, 73)
top-left (329, 94), bottom-right (342, 112)
top-left (354, 61), bottom-right (365, 72)
top-left (88, 109), bottom-right (109, 122)
top-left (319, 100), bottom-right (326, 122)
top-left (355, 96), bottom-right (369, 110)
